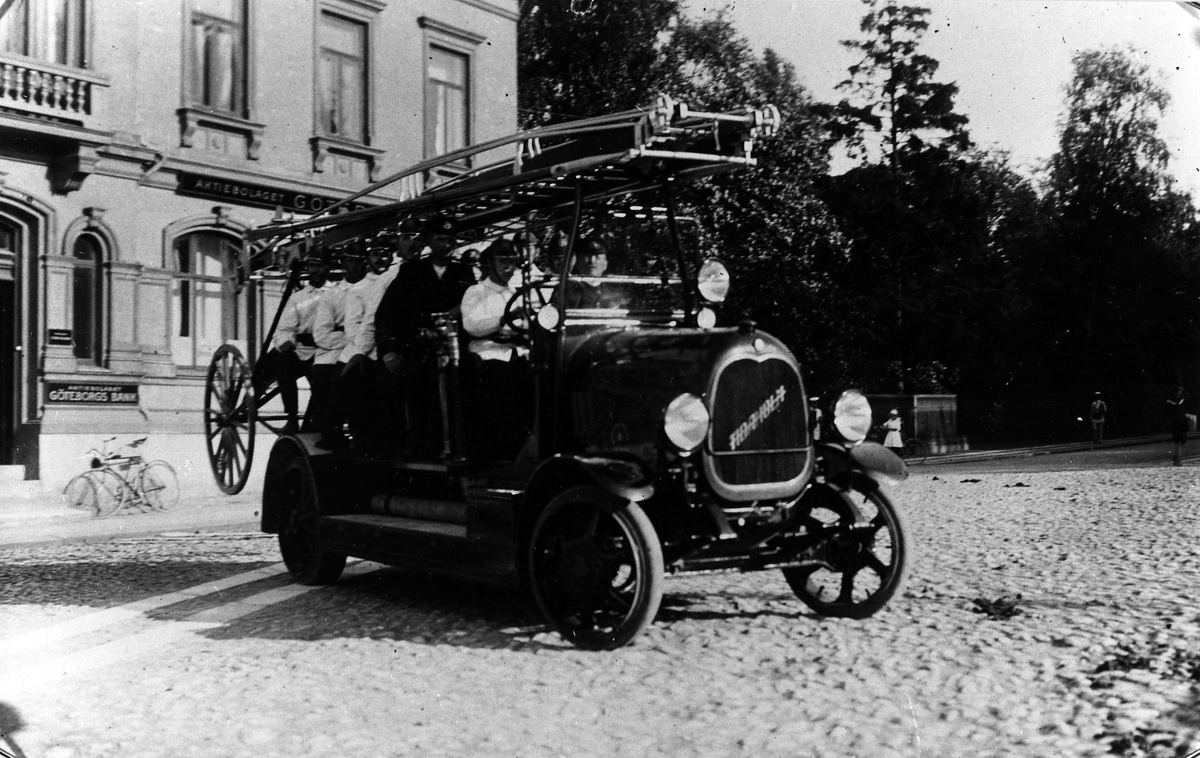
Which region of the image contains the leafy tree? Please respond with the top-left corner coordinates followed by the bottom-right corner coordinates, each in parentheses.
top-left (1038, 46), bottom-right (1200, 412)
top-left (824, 0), bottom-right (978, 393)
top-left (660, 14), bottom-right (859, 391)
top-left (518, 0), bottom-right (678, 127)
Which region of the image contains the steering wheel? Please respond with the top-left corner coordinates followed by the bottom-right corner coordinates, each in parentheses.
top-left (501, 275), bottom-right (556, 336)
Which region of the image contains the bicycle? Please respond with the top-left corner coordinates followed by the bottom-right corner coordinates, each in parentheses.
top-left (63, 437), bottom-right (180, 518)
top-left (869, 426), bottom-right (929, 464)
top-left (901, 437), bottom-right (929, 464)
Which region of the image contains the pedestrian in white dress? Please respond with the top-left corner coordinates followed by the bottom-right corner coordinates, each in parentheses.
top-left (883, 409), bottom-right (904, 451)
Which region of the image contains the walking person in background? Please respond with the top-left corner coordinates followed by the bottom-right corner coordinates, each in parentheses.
top-left (1090, 392), bottom-right (1108, 444)
top-left (1166, 386), bottom-right (1188, 466)
top-left (882, 409), bottom-right (904, 453)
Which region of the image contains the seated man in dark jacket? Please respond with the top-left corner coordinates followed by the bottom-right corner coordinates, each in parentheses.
top-left (566, 236), bottom-right (618, 309)
top-left (374, 215), bottom-right (476, 457)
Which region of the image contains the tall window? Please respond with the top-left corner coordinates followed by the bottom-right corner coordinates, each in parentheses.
top-left (172, 231), bottom-right (242, 367)
top-left (0, 0), bottom-right (87, 68)
top-left (425, 46), bottom-right (469, 160)
top-left (71, 233), bottom-right (102, 364)
top-left (317, 12), bottom-right (366, 142)
top-left (188, 0), bottom-right (245, 114)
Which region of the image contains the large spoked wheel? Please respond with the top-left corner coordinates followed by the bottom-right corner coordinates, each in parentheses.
top-left (204, 344), bottom-right (256, 495)
top-left (138, 461), bottom-right (180, 510)
top-left (783, 483), bottom-right (909, 619)
top-left (902, 437), bottom-right (928, 464)
top-left (63, 469), bottom-right (127, 518)
top-left (277, 458), bottom-right (346, 585)
top-left (528, 486), bottom-right (664, 650)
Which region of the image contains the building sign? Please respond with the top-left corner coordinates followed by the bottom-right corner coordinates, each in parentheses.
top-left (46, 382), bottom-right (140, 405)
top-left (176, 173), bottom-right (369, 215)
top-left (48, 329), bottom-right (73, 347)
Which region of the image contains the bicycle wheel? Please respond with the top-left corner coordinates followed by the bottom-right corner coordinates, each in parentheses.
top-left (902, 437), bottom-right (928, 464)
top-left (137, 461), bottom-right (180, 510)
top-left (63, 470), bottom-right (127, 517)
top-left (63, 472), bottom-right (96, 512)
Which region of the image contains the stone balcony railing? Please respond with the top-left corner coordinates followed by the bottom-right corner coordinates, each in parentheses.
top-left (0, 52), bottom-right (109, 127)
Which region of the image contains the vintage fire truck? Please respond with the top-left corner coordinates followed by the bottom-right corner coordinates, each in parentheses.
top-left (203, 96), bottom-right (910, 649)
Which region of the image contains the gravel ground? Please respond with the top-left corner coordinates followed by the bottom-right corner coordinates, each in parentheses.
top-left (0, 464), bottom-right (1197, 758)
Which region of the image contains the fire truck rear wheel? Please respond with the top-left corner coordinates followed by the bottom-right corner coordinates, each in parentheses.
top-left (277, 458), bottom-right (346, 585)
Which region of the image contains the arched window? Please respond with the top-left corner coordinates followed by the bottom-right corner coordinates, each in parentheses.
top-left (71, 233), bottom-right (103, 364)
top-left (171, 230), bottom-right (243, 366)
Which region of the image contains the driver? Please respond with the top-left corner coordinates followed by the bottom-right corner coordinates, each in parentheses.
top-left (460, 238), bottom-right (532, 458)
top-left (461, 239), bottom-right (527, 361)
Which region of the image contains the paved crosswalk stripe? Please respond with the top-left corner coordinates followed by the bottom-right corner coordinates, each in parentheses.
top-left (0, 561), bottom-right (384, 693)
top-left (0, 563), bottom-right (291, 661)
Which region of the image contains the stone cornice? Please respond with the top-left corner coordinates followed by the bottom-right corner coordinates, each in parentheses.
top-left (451, 0), bottom-right (518, 22)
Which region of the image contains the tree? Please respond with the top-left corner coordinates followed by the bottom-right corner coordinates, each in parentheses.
top-left (518, 0), bottom-right (678, 127)
top-left (660, 14), bottom-right (859, 391)
top-left (824, 0), bottom-right (977, 393)
top-left (518, 5), bottom-right (857, 389)
top-left (834, 0), bottom-right (970, 167)
top-left (1038, 46), bottom-right (1200, 413)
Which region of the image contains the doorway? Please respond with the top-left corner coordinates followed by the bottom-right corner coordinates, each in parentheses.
top-left (0, 205), bottom-right (38, 470)
top-left (0, 223), bottom-right (17, 464)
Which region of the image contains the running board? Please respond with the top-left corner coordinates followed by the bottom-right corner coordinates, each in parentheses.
top-left (318, 513), bottom-right (516, 586)
top-left (323, 514), bottom-right (467, 540)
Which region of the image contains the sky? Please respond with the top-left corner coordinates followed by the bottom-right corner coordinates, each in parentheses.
top-left (685, 0), bottom-right (1200, 199)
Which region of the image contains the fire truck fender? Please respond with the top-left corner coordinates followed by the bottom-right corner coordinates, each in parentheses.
top-left (524, 454), bottom-right (656, 510)
top-left (517, 454), bottom-right (655, 556)
top-left (848, 441), bottom-right (908, 486)
top-left (260, 436), bottom-right (313, 534)
top-left (816, 441), bottom-right (907, 491)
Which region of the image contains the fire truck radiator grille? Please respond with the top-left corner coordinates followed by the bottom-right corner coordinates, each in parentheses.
top-left (708, 358), bottom-right (807, 486)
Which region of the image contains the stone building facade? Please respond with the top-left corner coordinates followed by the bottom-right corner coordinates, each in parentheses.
top-left (0, 0), bottom-right (518, 490)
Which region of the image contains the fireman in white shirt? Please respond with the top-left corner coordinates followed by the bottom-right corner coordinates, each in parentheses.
top-left (257, 248), bottom-right (333, 434)
top-left (352, 237), bottom-right (401, 369)
top-left (460, 238), bottom-right (533, 459)
top-left (311, 247), bottom-right (350, 448)
top-left (461, 239), bottom-right (527, 361)
top-left (335, 237), bottom-right (401, 450)
top-left (309, 241), bottom-right (366, 448)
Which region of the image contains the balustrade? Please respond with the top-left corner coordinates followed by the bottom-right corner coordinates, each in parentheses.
top-left (0, 55), bottom-right (108, 125)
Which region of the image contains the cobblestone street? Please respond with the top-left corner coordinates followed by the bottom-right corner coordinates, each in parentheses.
top-left (1, 461), bottom-right (1198, 758)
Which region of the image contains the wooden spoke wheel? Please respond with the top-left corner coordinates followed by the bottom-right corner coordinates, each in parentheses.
top-left (528, 486), bottom-right (664, 650)
top-left (204, 345), bottom-right (256, 494)
top-left (277, 457), bottom-right (346, 585)
top-left (783, 483), bottom-right (910, 619)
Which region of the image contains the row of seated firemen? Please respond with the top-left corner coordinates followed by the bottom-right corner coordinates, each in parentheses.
top-left (259, 215), bottom-right (610, 461)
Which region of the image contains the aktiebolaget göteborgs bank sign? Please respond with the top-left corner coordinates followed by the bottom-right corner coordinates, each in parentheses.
top-left (176, 172), bottom-right (368, 215)
top-left (45, 382), bottom-right (139, 405)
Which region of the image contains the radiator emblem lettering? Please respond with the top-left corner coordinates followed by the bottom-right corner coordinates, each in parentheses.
top-left (728, 385), bottom-right (787, 451)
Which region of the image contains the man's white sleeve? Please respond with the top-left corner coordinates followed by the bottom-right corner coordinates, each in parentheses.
top-left (313, 292), bottom-right (346, 353)
top-left (273, 297), bottom-right (300, 350)
top-left (461, 285), bottom-right (500, 338)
